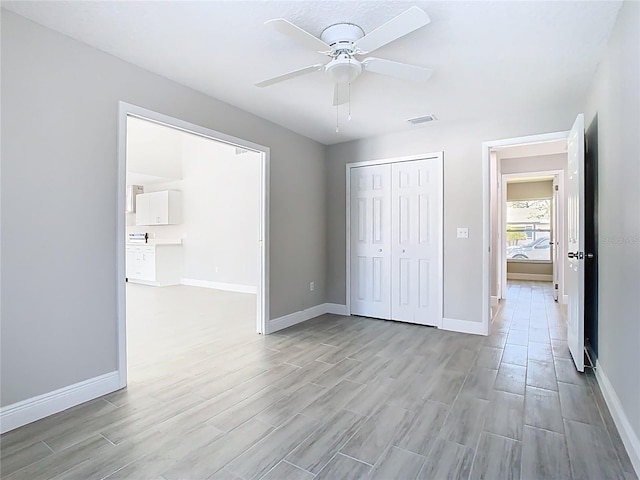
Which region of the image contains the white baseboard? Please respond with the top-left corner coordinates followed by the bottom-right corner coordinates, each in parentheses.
top-left (180, 278), bottom-right (257, 294)
top-left (491, 296), bottom-right (499, 307)
top-left (325, 303), bottom-right (349, 315)
top-left (595, 360), bottom-right (640, 477)
top-left (269, 303), bottom-right (329, 333)
top-left (507, 273), bottom-right (553, 281)
top-left (0, 371), bottom-right (120, 434)
top-left (442, 317), bottom-right (488, 336)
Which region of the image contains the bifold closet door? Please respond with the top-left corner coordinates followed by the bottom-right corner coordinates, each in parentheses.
top-left (390, 159), bottom-right (442, 326)
top-left (350, 157), bottom-right (442, 326)
top-left (349, 164), bottom-right (392, 320)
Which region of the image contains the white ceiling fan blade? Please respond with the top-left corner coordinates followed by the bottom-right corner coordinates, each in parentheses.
top-left (256, 64), bottom-right (325, 87)
top-left (354, 6), bottom-right (431, 54)
top-left (362, 57), bottom-right (433, 82)
top-left (265, 18), bottom-right (331, 53)
top-left (333, 83), bottom-right (350, 106)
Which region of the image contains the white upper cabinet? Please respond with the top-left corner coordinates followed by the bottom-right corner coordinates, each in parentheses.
top-left (135, 190), bottom-right (182, 226)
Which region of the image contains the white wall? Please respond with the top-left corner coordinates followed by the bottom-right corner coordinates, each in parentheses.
top-left (0, 10), bottom-right (326, 408)
top-left (126, 116), bottom-right (183, 181)
top-left (501, 153), bottom-right (567, 174)
top-left (180, 134), bottom-right (260, 288)
top-left (584, 0), bottom-right (640, 471)
top-left (326, 111), bottom-right (580, 324)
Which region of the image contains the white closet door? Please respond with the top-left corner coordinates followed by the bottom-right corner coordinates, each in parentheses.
top-left (350, 164), bottom-right (392, 319)
top-left (391, 159), bottom-right (442, 326)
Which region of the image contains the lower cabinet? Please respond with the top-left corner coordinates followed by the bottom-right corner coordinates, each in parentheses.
top-left (126, 245), bottom-right (182, 286)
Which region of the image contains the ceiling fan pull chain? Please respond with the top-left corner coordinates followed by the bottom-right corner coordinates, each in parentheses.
top-left (348, 82), bottom-right (352, 121)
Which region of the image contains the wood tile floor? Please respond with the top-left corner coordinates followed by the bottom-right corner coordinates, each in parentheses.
top-left (1, 281), bottom-right (637, 479)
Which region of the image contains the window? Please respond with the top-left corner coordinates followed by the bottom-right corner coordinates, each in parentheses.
top-left (506, 199), bottom-right (551, 262)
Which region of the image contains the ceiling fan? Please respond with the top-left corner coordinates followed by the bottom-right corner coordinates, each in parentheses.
top-left (256, 6), bottom-right (433, 106)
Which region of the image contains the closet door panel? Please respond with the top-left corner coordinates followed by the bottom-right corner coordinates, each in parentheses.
top-left (350, 164), bottom-right (392, 319)
top-left (391, 159), bottom-right (442, 326)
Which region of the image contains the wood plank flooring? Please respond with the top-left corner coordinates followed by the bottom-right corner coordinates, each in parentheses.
top-left (1, 282), bottom-right (636, 479)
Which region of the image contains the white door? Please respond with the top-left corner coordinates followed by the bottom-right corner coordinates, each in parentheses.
top-left (567, 114), bottom-right (585, 372)
top-left (350, 164), bottom-right (392, 319)
top-left (391, 159), bottom-right (442, 326)
top-left (552, 176), bottom-right (559, 301)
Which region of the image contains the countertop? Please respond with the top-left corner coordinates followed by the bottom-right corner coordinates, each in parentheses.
top-left (126, 239), bottom-right (182, 246)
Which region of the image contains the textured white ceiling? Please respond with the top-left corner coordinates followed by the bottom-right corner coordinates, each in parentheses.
top-left (2, 1), bottom-right (622, 145)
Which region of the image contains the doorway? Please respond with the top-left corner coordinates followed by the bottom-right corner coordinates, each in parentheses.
top-left (116, 102), bottom-right (270, 389)
top-left (483, 131), bottom-right (569, 333)
top-left (501, 171), bottom-right (564, 298)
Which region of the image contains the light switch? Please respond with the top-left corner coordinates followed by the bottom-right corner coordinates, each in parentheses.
top-left (457, 227), bottom-right (469, 238)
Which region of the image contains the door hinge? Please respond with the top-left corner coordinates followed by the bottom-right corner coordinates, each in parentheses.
top-left (555, 283), bottom-right (558, 290)
top-left (554, 184), bottom-right (559, 191)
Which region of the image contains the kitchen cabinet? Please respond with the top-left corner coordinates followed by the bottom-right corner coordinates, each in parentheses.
top-left (135, 190), bottom-right (182, 226)
top-left (126, 244), bottom-right (182, 286)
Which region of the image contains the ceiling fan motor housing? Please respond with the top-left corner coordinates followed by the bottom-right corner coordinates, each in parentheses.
top-left (320, 23), bottom-right (365, 52)
top-left (321, 24), bottom-right (365, 83)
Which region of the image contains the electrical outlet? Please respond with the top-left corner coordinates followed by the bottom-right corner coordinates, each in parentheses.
top-left (310, 281), bottom-right (315, 292)
top-left (457, 227), bottom-right (469, 238)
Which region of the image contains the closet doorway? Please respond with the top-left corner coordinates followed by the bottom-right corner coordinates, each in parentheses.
top-left (346, 154), bottom-right (443, 327)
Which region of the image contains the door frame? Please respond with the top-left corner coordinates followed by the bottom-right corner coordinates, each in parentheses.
top-left (500, 170), bottom-right (565, 296)
top-left (345, 152), bottom-right (444, 327)
top-left (483, 131), bottom-right (569, 332)
top-left (116, 102), bottom-right (270, 389)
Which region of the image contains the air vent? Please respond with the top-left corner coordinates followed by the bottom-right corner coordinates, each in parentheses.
top-left (408, 114), bottom-right (437, 125)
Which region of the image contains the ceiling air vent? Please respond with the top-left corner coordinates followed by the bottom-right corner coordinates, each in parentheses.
top-left (408, 114), bottom-right (437, 125)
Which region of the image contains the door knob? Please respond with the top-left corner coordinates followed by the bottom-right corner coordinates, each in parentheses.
top-left (586, 253), bottom-right (594, 259)
top-left (379, 248), bottom-right (383, 252)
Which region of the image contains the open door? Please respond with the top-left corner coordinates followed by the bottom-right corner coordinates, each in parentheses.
top-left (566, 114), bottom-right (585, 372)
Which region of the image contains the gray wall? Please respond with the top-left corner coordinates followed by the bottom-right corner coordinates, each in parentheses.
top-left (0, 11), bottom-right (326, 407)
top-left (326, 113), bottom-right (579, 323)
top-left (585, 0), bottom-right (640, 451)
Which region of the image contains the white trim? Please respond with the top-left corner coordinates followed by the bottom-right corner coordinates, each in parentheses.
top-left (442, 317), bottom-right (487, 336)
top-left (180, 278), bottom-right (257, 294)
top-left (507, 273), bottom-right (553, 281)
top-left (269, 304), bottom-right (328, 334)
top-left (268, 303), bottom-right (350, 333)
top-left (117, 102), bottom-right (270, 391)
top-left (562, 294), bottom-right (569, 305)
top-left (483, 131), bottom-right (570, 337)
top-left (491, 296), bottom-right (500, 307)
top-left (345, 152), bottom-right (444, 329)
top-left (0, 372), bottom-right (120, 434)
top-left (326, 303), bottom-right (349, 315)
top-left (595, 360), bottom-right (640, 477)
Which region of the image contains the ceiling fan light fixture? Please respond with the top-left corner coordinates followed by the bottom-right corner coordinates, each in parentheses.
top-left (326, 55), bottom-right (362, 84)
